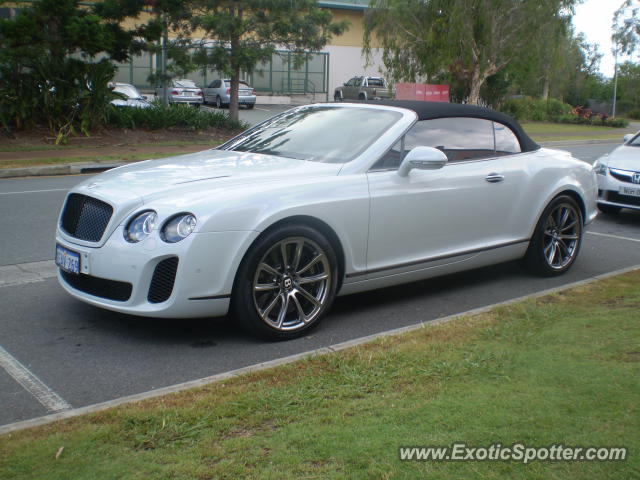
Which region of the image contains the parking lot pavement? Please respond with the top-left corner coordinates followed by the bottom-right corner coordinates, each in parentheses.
top-left (0, 217), bottom-right (639, 429)
top-left (1, 141), bottom-right (639, 430)
top-left (202, 103), bottom-right (294, 126)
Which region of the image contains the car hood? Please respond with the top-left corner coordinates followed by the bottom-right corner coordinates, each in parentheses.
top-left (73, 149), bottom-right (343, 204)
top-left (605, 144), bottom-right (640, 171)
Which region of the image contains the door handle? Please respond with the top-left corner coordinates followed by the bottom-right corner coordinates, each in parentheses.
top-left (485, 173), bottom-right (505, 183)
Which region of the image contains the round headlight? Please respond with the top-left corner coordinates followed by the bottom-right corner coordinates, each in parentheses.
top-left (161, 214), bottom-right (197, 243)
top-left (124, 210), bottom-right (157, 243)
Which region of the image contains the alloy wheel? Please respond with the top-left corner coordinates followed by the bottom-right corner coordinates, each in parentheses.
top-left (542, 202), bottom-right (581, 270)
top-left (252, 237), bottom-right (331, 331)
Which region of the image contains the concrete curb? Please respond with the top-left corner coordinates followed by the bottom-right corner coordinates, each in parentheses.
top-left (1, 263), bottom-right (638, 436)
top-left (0, 162), bottom-right (129, 179)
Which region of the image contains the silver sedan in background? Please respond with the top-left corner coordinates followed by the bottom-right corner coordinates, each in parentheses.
top-left (155, 79), bottom-right (203, 106)
top-left (203, 79), bottom-right (256, 109)
top-left (109, 83), bottom-right (152, 109)
top-left (595, 132), bottom-right (640, 214)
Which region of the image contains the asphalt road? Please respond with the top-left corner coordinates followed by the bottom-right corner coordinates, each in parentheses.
top-left (1, 141), bottom-right (639, 429)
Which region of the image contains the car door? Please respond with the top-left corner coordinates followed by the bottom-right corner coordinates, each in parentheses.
top-left (342, 77), bottom-right (358, 99)
top-left (204, 80), bottom-right (219, 103)
top-left (366, 117), bottom-right (522, 277)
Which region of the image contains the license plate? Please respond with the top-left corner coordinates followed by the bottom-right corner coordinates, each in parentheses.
top-left (619, 186), bottom-right (640, 197)
top-left (55, 244), bottom-right (80, 274)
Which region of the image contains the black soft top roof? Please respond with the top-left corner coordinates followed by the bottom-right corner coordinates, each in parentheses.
top-left (371, 100), bottom-right (539, 152)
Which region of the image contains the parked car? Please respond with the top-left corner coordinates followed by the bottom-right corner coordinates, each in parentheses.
top-left (155, 79), bottom-right (203, 106)
top-left (334, 76), bottom-right (394, 101)
top-left (203, 79), bottom-right (256, 109)
top-left (109, 83), bottom-right (152, 109)
top-left (55, 101), bottom-right (597, 340)
top-left (594, 131), bottom-right (640, 214)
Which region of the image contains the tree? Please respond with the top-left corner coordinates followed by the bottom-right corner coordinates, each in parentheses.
top-left (190, 0), bottom-right (348, 121)
top-left (613, 0), bottom-right (640, 55)
top-left (96, 0), bottom-right (196, 105)
top-left (364, 0), bottom-right (578, 105)
top-left (0, 0), bottom-right (155, 139)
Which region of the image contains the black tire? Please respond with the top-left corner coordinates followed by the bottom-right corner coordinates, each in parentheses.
top-left (358, 93), bottom-right (367, 101)
top-left (216, 96), bottom-right (224, 109)
top-left (522, 195), bottom-right (583, 276)
top-left (231, 224), bottom-right (339, 340)
top-left (246, 103), bottom-right (254, 110)
top-left (597, 203), bottom-right (622, 215)
top-left (334, 92), bottom-right (342, 102)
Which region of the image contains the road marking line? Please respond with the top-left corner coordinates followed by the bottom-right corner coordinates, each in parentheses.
top-left (254, 107), bottom-right (271, 111)
top-left (0, 346), bottom-right (72, 413)
top-left (587, 231), bottom-right (640, 243)
top-left (0, 260), bottom-right (57, 288)
top-left (0, 188), bottom-right (68, 195)
top-left (1, 263), bottom-right (639, 435)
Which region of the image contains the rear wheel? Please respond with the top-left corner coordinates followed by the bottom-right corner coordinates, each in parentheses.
top-left (232, 224), bottom-right (338, 340)
top-left (216, 96), bottom-right (224, 108)
top-left (246, 103), bottom-right (254, 110)
top-left (358, 93), bottom-right (367, 101)
top-left (522, 195), bottom-right (583, 276)
top-left (597, 203), bottom-right (622, 215)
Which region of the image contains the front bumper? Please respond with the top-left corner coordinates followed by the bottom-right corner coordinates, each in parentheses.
top-left (56, 227), bottom-right (259, 318)
top-left (221, 94), bottom-right (256, 105)
top-left (170, 95), bottom-right (203, 104)
top-left (597, 169), bottom-right (640, 211)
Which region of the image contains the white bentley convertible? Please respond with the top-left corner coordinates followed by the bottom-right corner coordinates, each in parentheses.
top-left (56, 101), bottom-right (598, 339)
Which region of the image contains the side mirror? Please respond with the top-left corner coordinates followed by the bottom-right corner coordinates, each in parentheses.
top-left (624, 134), bottom-right (634, 143)
top-left (398, 146), bottom-right (448, 177)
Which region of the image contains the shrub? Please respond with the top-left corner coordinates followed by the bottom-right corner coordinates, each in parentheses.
top-left (555, 114), bottom-right (629, 128)
top-left (106, 103), bottom-right (247, 131)
top-left (608, 118), bottom-right (629, 128)
top-left (501, 96), bottom-right (572, 122)
top-left (626, 109), bottom-right (640, 120)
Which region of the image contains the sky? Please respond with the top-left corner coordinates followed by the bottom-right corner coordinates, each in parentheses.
top-left (572, 0), bottom-right (631, 78)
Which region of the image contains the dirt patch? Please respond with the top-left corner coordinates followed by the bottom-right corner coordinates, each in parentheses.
top-left (0, 126), bottom-right (239, 166)
top-left (0, 126), bottom-right (237, 149)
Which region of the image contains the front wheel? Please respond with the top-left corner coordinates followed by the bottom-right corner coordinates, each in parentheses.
top-left (522, 195), bottom-right (583, 276)
top-left (231, 225), bottom-right (339, 340)
top-left (334, 92), bottom-right (342, 102)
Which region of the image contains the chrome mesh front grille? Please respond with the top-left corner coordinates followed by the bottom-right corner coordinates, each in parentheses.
top-left (61, 194), bottom-right (113, 242)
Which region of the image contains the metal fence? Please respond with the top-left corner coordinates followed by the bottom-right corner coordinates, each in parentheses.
top-left (112, 49), bottom-right (329, 95)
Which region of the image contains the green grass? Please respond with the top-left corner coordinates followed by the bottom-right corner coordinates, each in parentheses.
top-left (521, 122), bottom-right (630, 142)
top-left (1, 271), bottom-right (639, 479)
top-left (0, 141), bottom-right (217, 153)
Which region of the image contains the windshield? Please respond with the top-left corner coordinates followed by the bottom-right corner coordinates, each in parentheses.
top-left (220, 106), bottom-right (402, 164)
top-left (627, 134), bottom-right (640, 146)
top-left (174, 79), bottom-right (197, 88)
top-left (113, 84), bottom-right (142, 99)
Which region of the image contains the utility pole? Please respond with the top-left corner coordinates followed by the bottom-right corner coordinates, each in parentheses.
top-left (612, 48), bottom-right (618, 118)
top-left (162, 12), bottom-right (169, 106)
